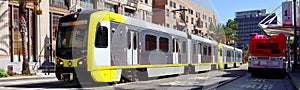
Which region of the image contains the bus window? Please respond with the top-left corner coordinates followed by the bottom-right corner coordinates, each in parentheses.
top-left (95, 24), bottom-right (108, 48)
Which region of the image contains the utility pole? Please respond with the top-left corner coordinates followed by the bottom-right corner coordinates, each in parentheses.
top-left (293, 0), bottom-right (298, 72)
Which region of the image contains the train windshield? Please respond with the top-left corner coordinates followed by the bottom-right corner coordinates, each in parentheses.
top-left (56, 23), bottom-right (88, 59)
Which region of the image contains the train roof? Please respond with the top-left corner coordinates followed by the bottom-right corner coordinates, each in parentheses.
top-left (122, 16), bottom-right (188, 38)
top-left (190, 34), bottom-right (214, 44)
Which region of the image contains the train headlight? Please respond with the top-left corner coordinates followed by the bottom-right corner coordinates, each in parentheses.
top-left (59, 61), bottom-right (63, 65)
top-left (78, 57), bottom-right (87, 65)
top-left (56, 58), bottom-right (63, 66)
top-left (78, 60), bottom-right (83, 65)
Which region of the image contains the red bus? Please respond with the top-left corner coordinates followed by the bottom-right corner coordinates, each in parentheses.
top-left (248, 33), bottom-right (287, 77)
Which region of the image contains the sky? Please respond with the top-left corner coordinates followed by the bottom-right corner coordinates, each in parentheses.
top-left (192, 0), bottom-right (286, 24)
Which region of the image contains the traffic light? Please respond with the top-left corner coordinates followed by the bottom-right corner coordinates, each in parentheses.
top-left (33, 0), bottom-right (42, 15)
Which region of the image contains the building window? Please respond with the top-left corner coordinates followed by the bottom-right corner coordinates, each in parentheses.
top-left (145, 0), bottom-right (148, 4)
top-left (167, 24), bottom-right (170, 27)
top-left (80, 0), bottom-right (94, 9)
top-left (173, 25), bottom-right (176, 29)
top-left (124, 8), bottom-right (135, 17)
top-left (179, 5), bottom-right (182, 9)
top-left (191, 18), bottom-right (194, 24)
top-left (50, 0), bottom-right (65, 6)
top-left (159, 37), bottom-right (169, 52)
top-left (173, 11), bottom-right (176, 19)
top-left (104, 3), bottom-right (115, 12)
top-left (169, 0), bottom-right (173, 7)
top-left (145, 35), bottom-right (157, 51)
top-left (186, 16), bottom-right (188, 23)
top-left (191, 10), bottom-right (193, 15)
top-left (52, 14), bottom-right (62, 41)
top-left (173, 2), bottom-right (176, 8)
top-left (166, 9), bottom-right (169, 17)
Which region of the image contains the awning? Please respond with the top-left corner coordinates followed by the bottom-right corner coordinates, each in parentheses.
top-left (258, 24), bottom-right (297, 36)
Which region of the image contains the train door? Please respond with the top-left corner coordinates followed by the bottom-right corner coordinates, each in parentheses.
top-left (94, 21), bottom-right (111, 66)
top-left (198, 43), bottom-right (202, 63)
top-left (127, 31), bottom-right (138, 65)
top-left (173, 39), bottom-right (179, 64)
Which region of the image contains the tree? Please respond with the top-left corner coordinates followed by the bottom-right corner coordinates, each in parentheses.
top-left (224, 19), bottom-right (240, 45)
top-left (19, 0), bottom-right (29, 74)
top-left (208, 23), bottom-right (226, 43)
top-left (19, 0), bottom-right (42, 74)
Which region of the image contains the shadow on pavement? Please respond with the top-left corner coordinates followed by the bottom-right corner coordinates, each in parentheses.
top-left (4, 81), bottom-right (112, 88)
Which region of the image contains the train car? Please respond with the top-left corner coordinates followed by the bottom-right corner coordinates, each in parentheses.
top-left (54, 10), bottom-right (240, 83)
top-left (248, 33), bottom-right (287, 77)
top-left (190, 35), bottom-right (218, 72)
top-left (234, 49), bottom-right (243, 67)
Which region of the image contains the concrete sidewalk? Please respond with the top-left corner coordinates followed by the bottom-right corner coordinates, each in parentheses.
top-left (288, 72), bottom-right (300, 90)
top-left (0, 73), bottom-right (56, 82)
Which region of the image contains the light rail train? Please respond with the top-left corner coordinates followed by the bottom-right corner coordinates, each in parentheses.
top-left (54, 10), bottom-right (243, 83)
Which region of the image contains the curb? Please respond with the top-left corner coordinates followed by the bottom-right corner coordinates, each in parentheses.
top-left (0, 74), bottom-right (56, 82)
top-left (287, 72), bottom-right (300, 90)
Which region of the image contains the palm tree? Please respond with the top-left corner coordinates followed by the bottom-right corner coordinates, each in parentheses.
top-left (208, 23), bottom-right (226, 43)
top-left (19, 0), bottom-right (42, 74)
top-left (19, 0), bottom-right (30, 74)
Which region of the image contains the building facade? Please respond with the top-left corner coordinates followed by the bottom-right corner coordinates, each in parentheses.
top-left (234, 9), bottom-right (277, 50)
top-left (152, 0), bottom-right (216, 36)
top-left (93, 0), bottom-right (152, 22)
top-left (0, 0), bottom-right (69, 73)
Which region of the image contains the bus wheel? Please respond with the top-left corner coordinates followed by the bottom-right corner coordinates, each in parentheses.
top-left (251, 72), bottom-right (257, 77)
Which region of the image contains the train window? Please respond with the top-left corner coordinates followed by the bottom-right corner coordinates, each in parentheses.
top-left (182, 41), bottom-right (186, 53)
top-left (203, 45), bottom-right (207, 55)
top-left (95, 25), bottom-right (108, 48)
top-left (128, 32), bottom-right (131, 49)
top-left (198, 43), bottom-right (201, 54)
top-left (172, 39), bottom-right (179, 52)
top-left (145, 35), bottom-right (157, 51)
top-left (159, 37), bottom-right (169, 52)
top-left (227, 50), bottom-right (231, 57)
top-left (133, 33), bottom-right (137, 50)
top-left (208, 46), bottom-right (212, 56)
top-left (172, 39), bottom-right (175, 52)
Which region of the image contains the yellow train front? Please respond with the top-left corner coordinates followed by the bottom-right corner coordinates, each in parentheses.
top-left (54, 10), bottom-right (243, 83)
